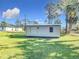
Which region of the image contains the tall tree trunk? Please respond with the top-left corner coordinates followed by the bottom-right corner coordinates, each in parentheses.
top-left (68, 17), bottom-right (73, 33)
top-left (66, 13), bottom-right (68, 34)
top-left (65, 17), bottom-right (67, 33)
top-left (68, 22), bottom-right (72, 33)
top-left (65, 7), bottom-right (68, 34)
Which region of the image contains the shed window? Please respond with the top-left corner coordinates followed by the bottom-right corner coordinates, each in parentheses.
top-left (49, 27), bottom-right (53, 32)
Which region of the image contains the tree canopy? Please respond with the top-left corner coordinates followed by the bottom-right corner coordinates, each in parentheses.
top-left (59, 0), bottom-right (78, 9)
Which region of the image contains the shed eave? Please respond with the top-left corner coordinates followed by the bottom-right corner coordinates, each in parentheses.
top-left (26, 24), bottom-right (61, 27)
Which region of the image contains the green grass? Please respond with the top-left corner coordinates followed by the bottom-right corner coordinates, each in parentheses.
top-left (0, 32), bottom-right (79, 59)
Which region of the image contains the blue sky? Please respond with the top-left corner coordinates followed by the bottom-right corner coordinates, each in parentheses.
top-left (0, 0), bottom-right (65, 28)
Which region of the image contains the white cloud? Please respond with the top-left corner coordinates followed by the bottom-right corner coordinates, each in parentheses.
top-left (2, 8), bottom-right (20, 19)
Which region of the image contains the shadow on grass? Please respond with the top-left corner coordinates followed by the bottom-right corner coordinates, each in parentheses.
top-left (9, 35), bottom-right (26, 38)
top-left (12, 40), bottom-right (79, 59)
top-left (9, 34), bottom-right (59, 40)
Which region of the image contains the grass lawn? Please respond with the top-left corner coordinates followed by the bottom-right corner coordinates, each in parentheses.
top-left (0, 32), bottom-right (79, 59)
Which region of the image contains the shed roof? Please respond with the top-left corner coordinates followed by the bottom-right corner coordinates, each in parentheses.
top-left (26, 24), bottom-right (61, 27)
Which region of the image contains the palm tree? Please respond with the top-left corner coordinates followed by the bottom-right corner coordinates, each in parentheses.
top-left (59, 0), bottom-right (78, 33)
top-left (65, 5), bottom-right (71, 33)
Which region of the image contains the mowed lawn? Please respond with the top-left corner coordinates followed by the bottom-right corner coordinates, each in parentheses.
top-left (0, 32), bottom-right (79, 59)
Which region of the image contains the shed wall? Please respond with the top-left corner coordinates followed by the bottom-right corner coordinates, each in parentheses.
top-left (26, 26), bottom-right (60, 37)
